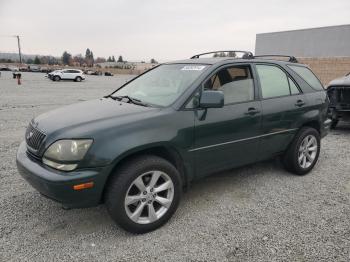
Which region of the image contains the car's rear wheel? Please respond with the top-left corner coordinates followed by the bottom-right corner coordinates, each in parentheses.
top-left (75, 76), bottom-right (82, 82)
top-left (283, 127), bottom-right (320, 175)
top-left (105, 155), bottom-right (182, 234)
top-left (53, 76), bottom-right (60, 81)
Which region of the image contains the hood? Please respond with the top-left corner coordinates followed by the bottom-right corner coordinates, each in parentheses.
top-left (34, 98), bottom-right (158, 134)
top-left (328, 75), bottom-right (350, 88)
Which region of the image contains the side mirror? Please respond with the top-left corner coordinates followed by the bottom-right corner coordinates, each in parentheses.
top-left (199, 90), bottom-right (224, 108)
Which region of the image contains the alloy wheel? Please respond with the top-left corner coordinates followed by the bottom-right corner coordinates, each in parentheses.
top-left (298, 135), bottom-right (318, 169)
top-left (124, 171), bottom-right (174, 224)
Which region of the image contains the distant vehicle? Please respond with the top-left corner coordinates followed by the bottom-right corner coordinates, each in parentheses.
top-left (19, 66), bottom-right (29, 72)
top-left (327, 73), bottom-right (350, 128)
top-left (91, 71), bottom-right (102, 76)
top-left (85, 70), bottom-right (94, 75)
top-left (49, 69), bottom-right (85, 82)
top-left (0, 65), bottom-right (11, 71)
top-left (28, 65), bottom-right (41, 72)
top-left (104, 71), bottom-right (114, 76)
top-left (40, 67), bottom-right (50, 73)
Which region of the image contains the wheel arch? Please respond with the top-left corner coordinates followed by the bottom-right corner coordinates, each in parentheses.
top-left (300, 120), bottom-right (321, 134)
top-left (101, 145), bottom-right (189, 203)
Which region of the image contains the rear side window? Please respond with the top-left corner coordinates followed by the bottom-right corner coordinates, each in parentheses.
top-left (288, 78), bottom-right (300, 95)
top-left (256, 65), bottom-right (290, 98)
top-left (288, 65), bottom-right (324, 91)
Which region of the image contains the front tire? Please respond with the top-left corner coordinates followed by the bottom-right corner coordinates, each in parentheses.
top-left (105, 155), bottom-right (182, 234)
top-left (53, 76), bottom-right (60, 81)
top-left (283, 127), bottom-right (320, 175)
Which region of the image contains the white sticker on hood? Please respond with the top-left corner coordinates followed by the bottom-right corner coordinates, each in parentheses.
top-left (181, 65), bottom-right (206, 71)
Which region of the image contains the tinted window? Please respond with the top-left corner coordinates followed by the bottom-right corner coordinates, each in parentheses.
top-left (288, 78), bottom-right (300, 95)
top-left (204, 65), bottom-right (254, 104)
top-left (256, 65), bottom-right (290, 98)
top-left (288, 65), bottom-right (324, 91)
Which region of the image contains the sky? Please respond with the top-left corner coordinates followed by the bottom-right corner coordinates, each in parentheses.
top-left (0, 0), bottom-right (350, 62)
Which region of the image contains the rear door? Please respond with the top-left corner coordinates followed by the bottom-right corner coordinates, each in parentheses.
top-left (62, 70), bottom-right (75, 79)
top-left (254, 63), bottom-right (307, 159)
top-left (192, 64), bottom-right (263, 177)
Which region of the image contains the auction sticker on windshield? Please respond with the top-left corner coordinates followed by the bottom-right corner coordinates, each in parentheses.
top-left (181, 65), bottom-right (206, 71)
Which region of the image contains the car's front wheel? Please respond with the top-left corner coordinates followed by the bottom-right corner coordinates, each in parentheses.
top-left (283, 127), bottom-right (320, 175)
top-left (105, 155), bottom-right (182, 234)
top-left (53, 75), bottom-right (60, 81)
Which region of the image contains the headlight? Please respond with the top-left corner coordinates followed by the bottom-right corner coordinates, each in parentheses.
top-left (43, 139), bottom-right (93, 171)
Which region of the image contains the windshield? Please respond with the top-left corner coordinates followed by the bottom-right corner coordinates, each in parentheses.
top-left (112, 64), bottom-right (208, 107)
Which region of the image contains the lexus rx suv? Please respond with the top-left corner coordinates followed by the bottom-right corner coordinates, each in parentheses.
top-left (17, 51), bottom-right (331, 233)
top-left (48, 69), bottom-right (85, 82)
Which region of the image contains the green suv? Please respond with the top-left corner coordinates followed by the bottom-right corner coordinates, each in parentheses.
top-left (17, 51), bottom-right (331, 233)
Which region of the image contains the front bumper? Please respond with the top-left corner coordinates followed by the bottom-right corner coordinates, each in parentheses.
top-left (16, 141), bottom-right (110, 208)
top-left (321, 118), bottom-right (332, 138)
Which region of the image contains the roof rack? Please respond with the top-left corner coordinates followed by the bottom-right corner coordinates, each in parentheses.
top-left (190, 50), bottom-right (254, 59)
top-left (253, 55), bottom-right (298, 63)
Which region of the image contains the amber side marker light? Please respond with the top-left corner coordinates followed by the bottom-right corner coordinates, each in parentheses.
top-left (73, 182), bottom-right (94, 190)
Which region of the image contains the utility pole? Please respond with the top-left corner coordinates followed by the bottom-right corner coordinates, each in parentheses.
top-left (15, 35), bottom-right (22, 64)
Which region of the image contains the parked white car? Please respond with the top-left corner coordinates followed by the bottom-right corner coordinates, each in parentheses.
top-left (49, 69), bottom-right (85, 82)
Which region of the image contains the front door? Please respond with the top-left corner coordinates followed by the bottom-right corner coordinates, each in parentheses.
top-left (192, 64), bottom-right (262, 177)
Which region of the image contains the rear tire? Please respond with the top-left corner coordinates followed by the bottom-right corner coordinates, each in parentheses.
top-left (283, 127), bottom-right (320, 175)
top-left (105, 155), bottom-right (182, 234)
top-left (75, 76), bottom-right (82, 82)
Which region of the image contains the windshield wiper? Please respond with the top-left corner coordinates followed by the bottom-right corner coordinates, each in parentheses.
top-left (114, 95), bottom-right (151, 107)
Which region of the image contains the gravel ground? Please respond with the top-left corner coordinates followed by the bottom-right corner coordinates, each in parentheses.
top-left (0, 71), bottom-right (350, 262)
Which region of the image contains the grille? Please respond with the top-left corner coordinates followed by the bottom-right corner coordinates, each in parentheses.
top-left (25, 123), bottom-right (46, 151)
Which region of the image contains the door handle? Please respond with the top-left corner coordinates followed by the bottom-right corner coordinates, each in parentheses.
top-left (295, 100), bottom-right (305, 107)
top-left (245, 107), bottom-right (260, 116)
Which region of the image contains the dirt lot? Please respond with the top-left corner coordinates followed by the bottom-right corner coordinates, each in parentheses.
top-left (1, 71), bottom-right (350, 261)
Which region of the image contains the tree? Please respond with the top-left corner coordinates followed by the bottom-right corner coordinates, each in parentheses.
top-left (85, 48), bottom-right (91, 59)
top-left (112, 56), bottom-right (116, 62)
top-left (150, 58), bottom-right (158, 64)
top-left (117, 55), bottom-right (123, 62)
top-left (95, 57), bottom-right (106, 63)
top-left (107, 56), bottom-right (112, 62)
top-left (33, 56), bottom-right (41, 64)
top-left (73, 54), bottom-right (84, 66)
top-left (85, 48), bottom-right (94, 67)
top-left (26, 58), bottom-right (34, 64)
top-left (62, 51), bottom-right (72, 65)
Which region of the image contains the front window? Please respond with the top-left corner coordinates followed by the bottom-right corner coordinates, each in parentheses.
top-left (112, 64), bottom-right (208, 107)
top-left (203, 65), bottom-right (254, 105)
